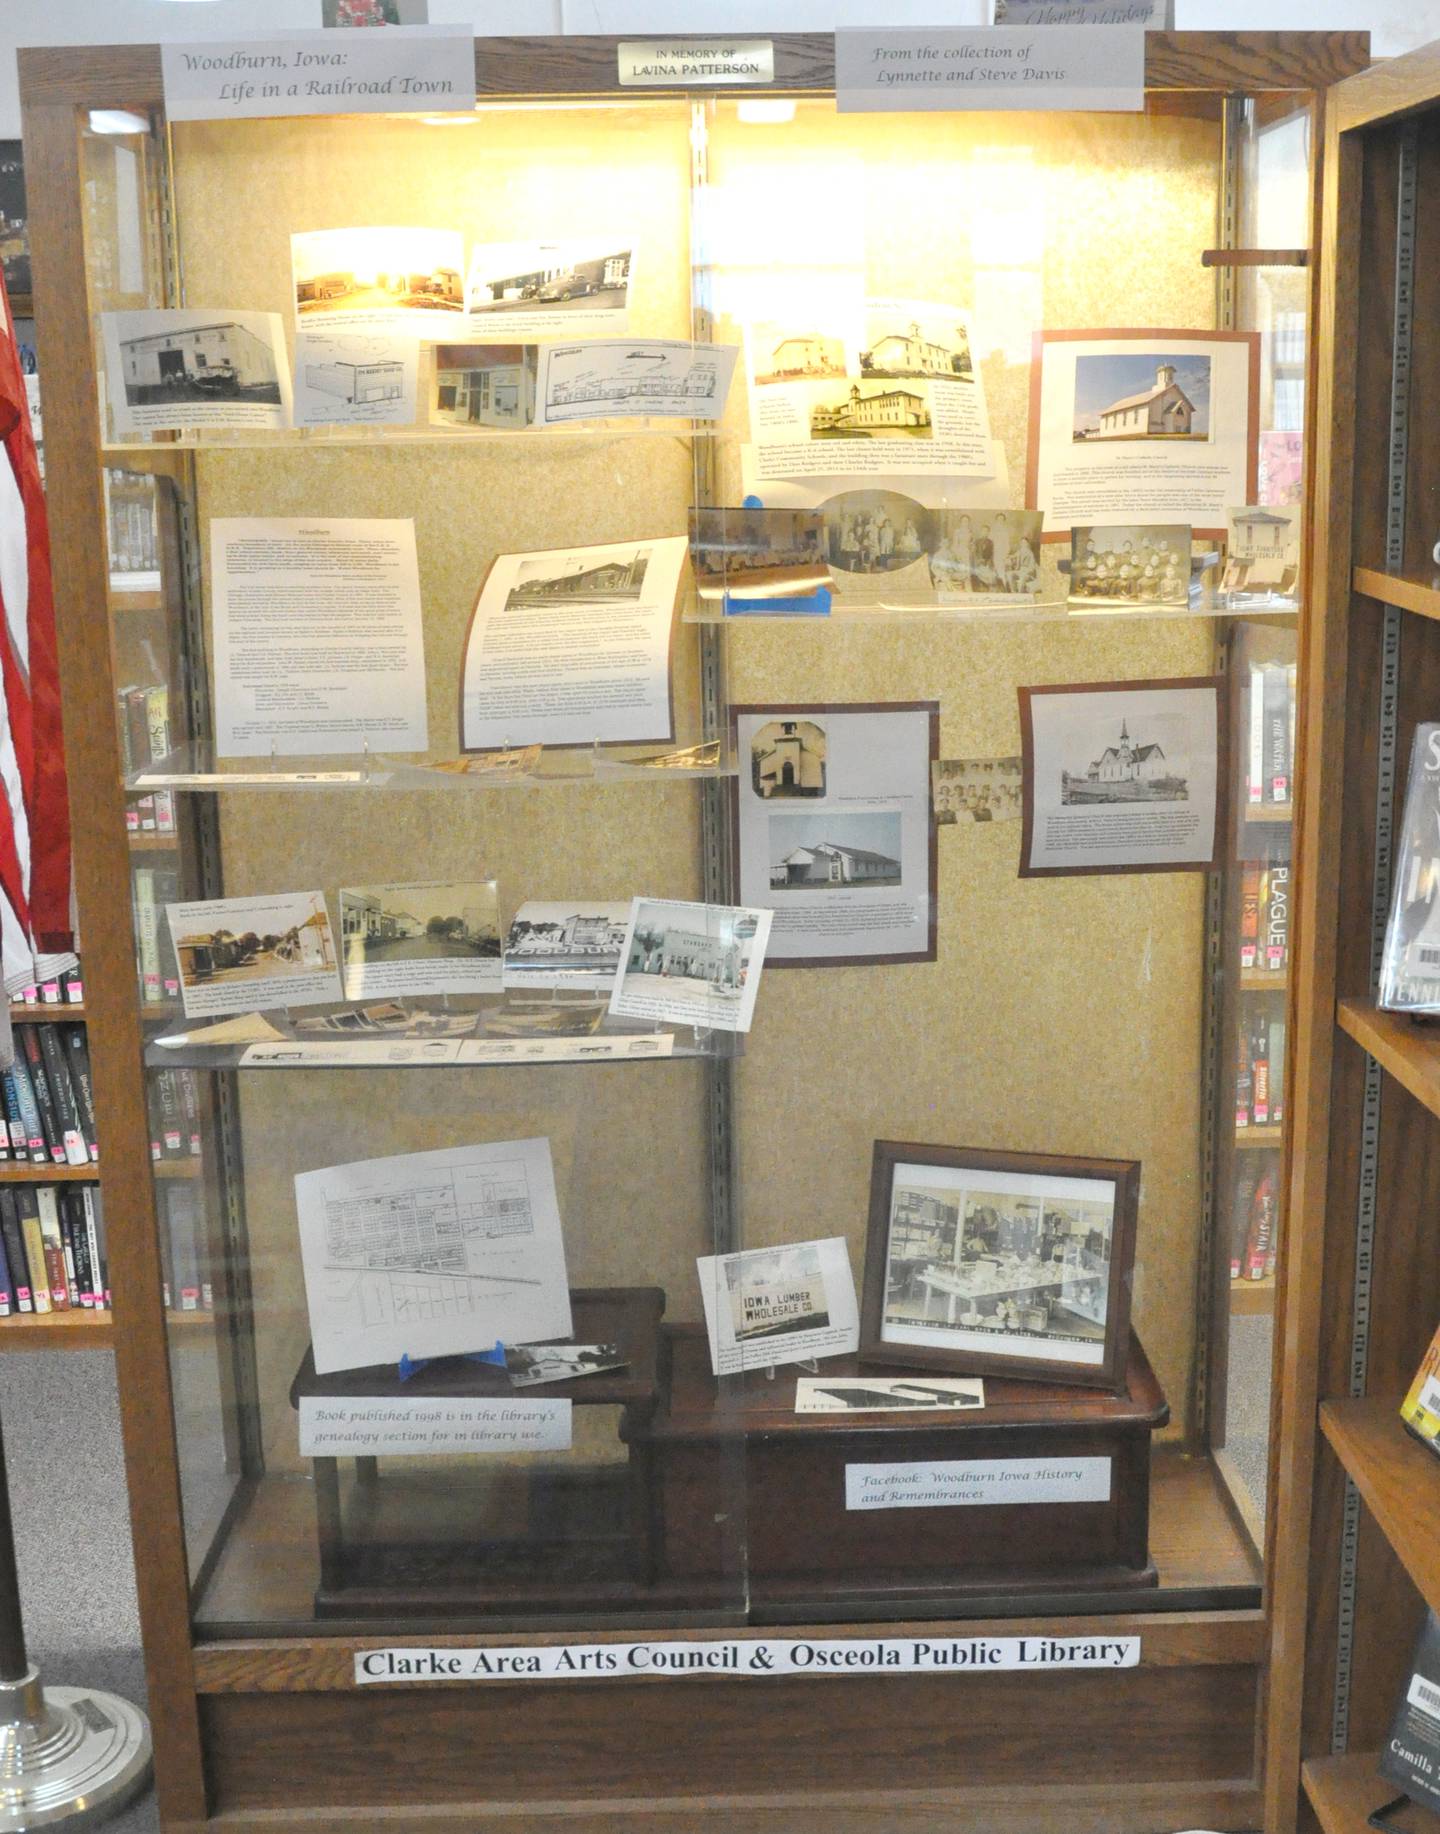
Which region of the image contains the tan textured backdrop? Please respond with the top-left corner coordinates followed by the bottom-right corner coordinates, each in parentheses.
top-left (160, 99), bottom-right (1221, 1495)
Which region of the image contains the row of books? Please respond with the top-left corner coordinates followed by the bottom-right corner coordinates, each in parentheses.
top-left (117, 682), bottom-right (175, 835)
top-left (3, 1024), bottom-right (96, 1167)
top-left (1237, 1011), bottom-right (1287, 1130)
top-left (104, 469), bottom-right (160, 580)
top-left (159, 1184), bottom-right (210, 1314)
top-left (1245, 659), bottom-right (1298, 808)
top-left (0, 1184), bottom-right (108, 1316)
top-left (134, 866), bottom-right (180, 1006)
top-left (13, 962), bottom-right (83, 1007)
top-left (1239, 863), bottom-right (1290, 973)
top-left (1230, 1153), bottom-right (1279, 1283)
top-left (149, 1068), bottom-right (202, 1163)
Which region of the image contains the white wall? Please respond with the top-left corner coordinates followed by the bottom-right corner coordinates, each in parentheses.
top-left (1, 0), bottom-right (1438, 136)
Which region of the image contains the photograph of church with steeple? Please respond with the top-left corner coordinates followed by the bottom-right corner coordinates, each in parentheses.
top-left (1061, 714), bottom-right (1189, 805)
top-left (1072, 351), bottom-right (1212, 443)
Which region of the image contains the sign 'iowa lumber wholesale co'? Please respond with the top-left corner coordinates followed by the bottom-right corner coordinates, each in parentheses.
top-left (354, 1635), bottom-right (1140, 1684)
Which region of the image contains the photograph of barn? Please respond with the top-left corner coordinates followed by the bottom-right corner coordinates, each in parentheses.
top-left (505, 546), bottom-right (650, 607)
top-left (118, 321), bottom-right (282, 406)
top-left (767, 811), bottom-right (903, 890)
top-left (750, 718), bottom-right (827, 799)
top-left (1061, 716), bottom-right (1189, 805)
top-left (1072, 353), bottom-right (1211, 442)
top-left (810, 381), bottom-right (932, 439)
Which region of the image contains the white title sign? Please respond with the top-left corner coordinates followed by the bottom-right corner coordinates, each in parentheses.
top-left (162, 27), bottom-right (476, 122)
top-left (355, 1633), bottom-right (1140, 1685)
top-left (298, 1396), bottom-right (571, 1457)
top-left (845, 1456), bottom-right (1113, 1512)
top-left (834, 26), bottom-right (1144, 112)
top-left (618, 41), bottom-right (775, 86)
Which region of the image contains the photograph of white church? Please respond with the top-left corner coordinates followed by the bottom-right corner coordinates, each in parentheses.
top-left (750, 718), bottom-right (827, 799)
top-left (1072, 352), bottom-right (1212, 442)
top-left (1061, 716), bottom-right (1189, 805)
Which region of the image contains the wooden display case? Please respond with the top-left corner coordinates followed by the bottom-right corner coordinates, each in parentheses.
top-left (19, 29), bottom-right (1369, 1834)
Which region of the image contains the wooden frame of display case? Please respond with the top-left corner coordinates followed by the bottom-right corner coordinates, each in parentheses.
top-left (20, 31), bottom-right (1367, 1834)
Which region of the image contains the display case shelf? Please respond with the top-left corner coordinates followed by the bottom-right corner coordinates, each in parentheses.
top-left (1353, 564), bottom-right (1440, 623)
top-left (1229, 1277), bottom-right (1276, 1316)
top-left (1319, 1396), bottom-right (1440, 1614)
top-left (1336, 996), bottom-right (1440, 1122)
top-left (1236, 1124), bottom-right (1283, 1148)
top-left (0, 1310), bottom-right (114, 1350)
top-left (8, 1003), bottom-right (85, 1022)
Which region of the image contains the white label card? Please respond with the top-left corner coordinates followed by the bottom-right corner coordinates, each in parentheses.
top-left (162, 28), bottom-right (476, 122)
top-left (845, 1456), bottom-right (1112, 1511)
top-left (298, 1396), bottom-right (571, 1457)
top-left (355, 1633), bottom-right (1140, 1684)
top-left (834, 26), bottom-right (1144, 113)
top-left (996, 0), bottom-right (1171, 22)
top-left (618, 41), bottom-right (774, 86)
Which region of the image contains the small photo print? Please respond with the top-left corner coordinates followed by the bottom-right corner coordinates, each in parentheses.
top-left (1059, 709), bottom-right (1190, 805)
top-left (823, 490), bottom-right (933, 576)
top-left (101, 308), bottom-right (292, 436)
top-left (432, 344), bottom-right (538, 430)
top-left (932, 756), bottom-right (1022, 826)
top-left (291, 227), bottom-right (464, 331)
top-left (750, 322), bottom-right (849, 385)
top-left (750, 716), bottom-right (827, 800)
top-left (697, 1234), bottom-right (861, 1375)
top-left (610, 897), bottom-right (773, 1034)
top-left (1072, 352), bottom-right (1211, 443)
top-left (727, 1243), bottom-right (830, 1340)
top-left (466, 239), bottom-right (633, 331)
top-left (339, 881), bottom-right (500, 1001)
top-left (794, 1374), bottom-right (984, 1414)
top-left (1069, 523), bottom-right (1191, 606)
top-left (1223, 504), bottom-right (1300, 596)
top-left (689, 507), bottom-right (828, 598)
top-left (506, 545), bottom-right (650, 608)
top-left (502, 902), bottom-right (631, 992)
top-left (929, 508), bottom-right (1042, 598)
top-left (505, 1341), bottom-right (628, 1387)
top-left (809, 379), bottom-right (933, 442)
top-left (768, 810), bottom-right (903, 892)
top-left (861, 306), bottom-right (975, 382)
top-left (166, 891), bottom-right (342, 1018)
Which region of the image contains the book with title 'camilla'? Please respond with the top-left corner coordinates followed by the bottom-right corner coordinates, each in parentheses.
top-left (1380, 724), bottom-right (1440, 1013)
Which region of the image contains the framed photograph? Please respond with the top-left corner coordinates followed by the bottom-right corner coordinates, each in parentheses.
top-left (1018, 675), bottom-right (1225, 877)
top-left (860, 1141), bottom-right (1139, 1391)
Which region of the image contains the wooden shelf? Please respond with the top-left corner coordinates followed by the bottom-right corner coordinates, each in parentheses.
top-left (0, 1162), bottom-right (97, 1183)
top-left (1230, 1275), bottom-right (1275, 1315)
top-left (154, 1158), bottom-right (200, 1179)
top-left (1243, 803), bottom-right (1294, 824)
top-left (1240, 968), bottom-right (1288, 990)
top-left (0, 1309), bottom-right (113, 1350)
top-left (107, 588), bottom-right (163, 613)
top-left (8, 1004), bottom-right (84, 1022)
top-left (127, 831), bottom-right (178, 852)
top-left (1336, 997), bottom-right (1440, 1122)
top-left (1303, 1752), bottom-right (1416, 1834)
top-left (1236, 1124), bottom-right (1284, 1148)
top-left (1354, 564), bottom-right (1440, 623)
top-left (1320, 1396), bottom-right (1440, 1612)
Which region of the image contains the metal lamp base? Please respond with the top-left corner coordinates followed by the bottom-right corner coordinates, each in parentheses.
top-left (0, 1669), bottom-right (151, 1830)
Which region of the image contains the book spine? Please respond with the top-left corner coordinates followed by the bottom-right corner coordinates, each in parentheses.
top-left (154, 1071), bottom-right (183, 1159)
top-left (62, 1027), bottom-right (99, 1162)
top-left (1270, 1016), bottom-right (1287, 1127)
top-left (145, 685), bottom-right (175, 834)
top-left (16, 1191), bottom-right (51, 1314)
top-left (62, 1192), bottom-right (94, 1308)
top-left (82, 1189), bottom-right (108, 1312)
top-left (135, 869), bottom-right (161, 1004)
top-left (9, 1052), bottom-right (51, 1165)
top-left (35, 1187), bottom-right (69, 1310)
top-left (178, 1069), bottom-right (202, 1157)
top-left (18, 1029), bottom-right (65, 1165)
top-left (1230, 1164), bottom-right (1258, 1280)
top-left (1247, 663), bottom-right (1265, 804)
top-left (1264, 864), bottom-right (1290, 971)
top-left (36, 1024), bottom-right (87, 1167)
top-left (1245, 1171), bottom-right (1275, 1281)
top-left (0, 1074), bottom-right (24, 1160)
top-left (0, 1215), bottom-right (14, 1316)
top-left (0, 1192), bottom-right (31, 1313)
top-left (1240, 867), bottom-right (1261, 969)
top-left (1264, 664), bottom-right (1290, 803)
top-left (117, 689), bottom-right (140, 832)
top-left (1251, 1016), bottom-right (1271, 1126)
top-left (62, 964), bottom-right (84, 1005)
top-left (1236, 1025), bottom-right (1252, 1129)
top-left (167, 1188), bottom-right (201, 1312)
top-left (57, 1204), bottom-right (81, 1309)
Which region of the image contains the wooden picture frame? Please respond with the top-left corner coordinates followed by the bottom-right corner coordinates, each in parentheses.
top-left (859, 1140), bottom-right (1139, 1392)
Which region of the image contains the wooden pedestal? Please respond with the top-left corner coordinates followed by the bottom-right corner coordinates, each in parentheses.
top-left (288, 1287), bottom-right (667, 1617)
top-left (627, 1325), bottom-right (1169, 1615)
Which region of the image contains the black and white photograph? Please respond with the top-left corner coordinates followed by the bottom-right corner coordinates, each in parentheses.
top-left (697, 1235), bottom-right (860, 1376)
top-left (339, 880), bottom-right (501, 1000)
top-left (1073, 352), bottom-right (1211, 443)
top-left (165, 891), bottom-right (343, 1018)
top-left (750, 717), bottom-right (827, 799)
top-left (823, 491), bottom-right (934, 576)
top-left (749, 322), bottom-right (849, 385)
top-left (861, 306), bottom-right (975, 382)
top-left (505, 546), bottom-right (650, 608)
top-left (1222, 504), bottom-right (1300, 598)
top-left (465, 239), bottom-right (634, 340)
top-left (0, 144), bottom-right (30, 299)
top-left (101, 308), bottom-right (293, 436)
top-left (505, 1341), bottom-right (628, 1387)
top-left (768, 811), bottom-right (903, 892)
top-left (689, 507), bottom-right (828, 598)
top-left (860, 1141), bottom-right (1139, 1389)
top-left (610, 897), bottom-right (772, 1033)
top-left (1069, 523), bottom-right (1192, 605)
top-left (809, 379), bottom-right (933, 441)
top-left (291, 227), bottom-right (464, 335)
top-left (793, 1373), bottom-right (984, 1414)
top-left (928, 508), bottom-right (1042, 598)
top-left (733, 704), bottom-right (938, 968)
top-left (932, 756), bottom-right (1023, 826)
top-left (431, 344), bottom-right (538, 430)
top-left (1020, 677), bottom-right (1224, 876)
top-left (502, 902), bottom-right (630, 992)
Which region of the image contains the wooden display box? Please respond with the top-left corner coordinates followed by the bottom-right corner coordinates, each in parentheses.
top-left (627, 1324), bottom-right (1168, 1613)
top-left (289, 1287), bottom-right (668, 1618)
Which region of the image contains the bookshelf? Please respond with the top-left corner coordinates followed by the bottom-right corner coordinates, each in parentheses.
top-left (0, 1310), bottom-right (114, 1350)
top-left (1319, 1398), bottom-right (1440, 1616)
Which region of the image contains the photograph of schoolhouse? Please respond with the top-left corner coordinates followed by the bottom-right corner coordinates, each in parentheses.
top-left (861, 317), bottom-right (974, 381)
top-left (810, 382), bottom-right (932, 439)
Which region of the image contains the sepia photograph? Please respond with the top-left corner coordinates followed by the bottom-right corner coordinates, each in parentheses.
top-left (165, 890), bottom-right (343, 1019)
top-left (809, 379), bottom-right (933, 441)
top-left (1223, 504), bottom-right (1300, 597)
top-left (750, 322), bottom-right (849, 385)
top-left (340, 880), bottom-right (500, 1000)
top-left (291, 227), bottom-right (464, 328)
top-left (502, 902), bottom-right (631, 992)
top-left (823, 491), bottom-right (934, 576)
top-left (750, 716), bottom-right (827, 800)
top-left (928, 508), bottom-right (1042, 597)
top-left (1069, 523), bottom-right (1192, 605)
top-left (505, 1341), bottom-right (628, 1387)
top-left (689, 507), bottom-right (828, 598)
top-left (610, 897), bottom-right (772, 1033)
top-left (1072, 352), bottom-right (1212, 443)
top-left (505, 545), bottom-right (651, 608)
top-left (861, 308), bottom-right (975, 382)
top-left (860, 1141), bottom-right (1139, 1388)
top-left (932, 756), bottom-right (1023, 825)
top-left (432, 344), bottom-right (538, 429)
top-left (767, 811), bottom-right (903, 892)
